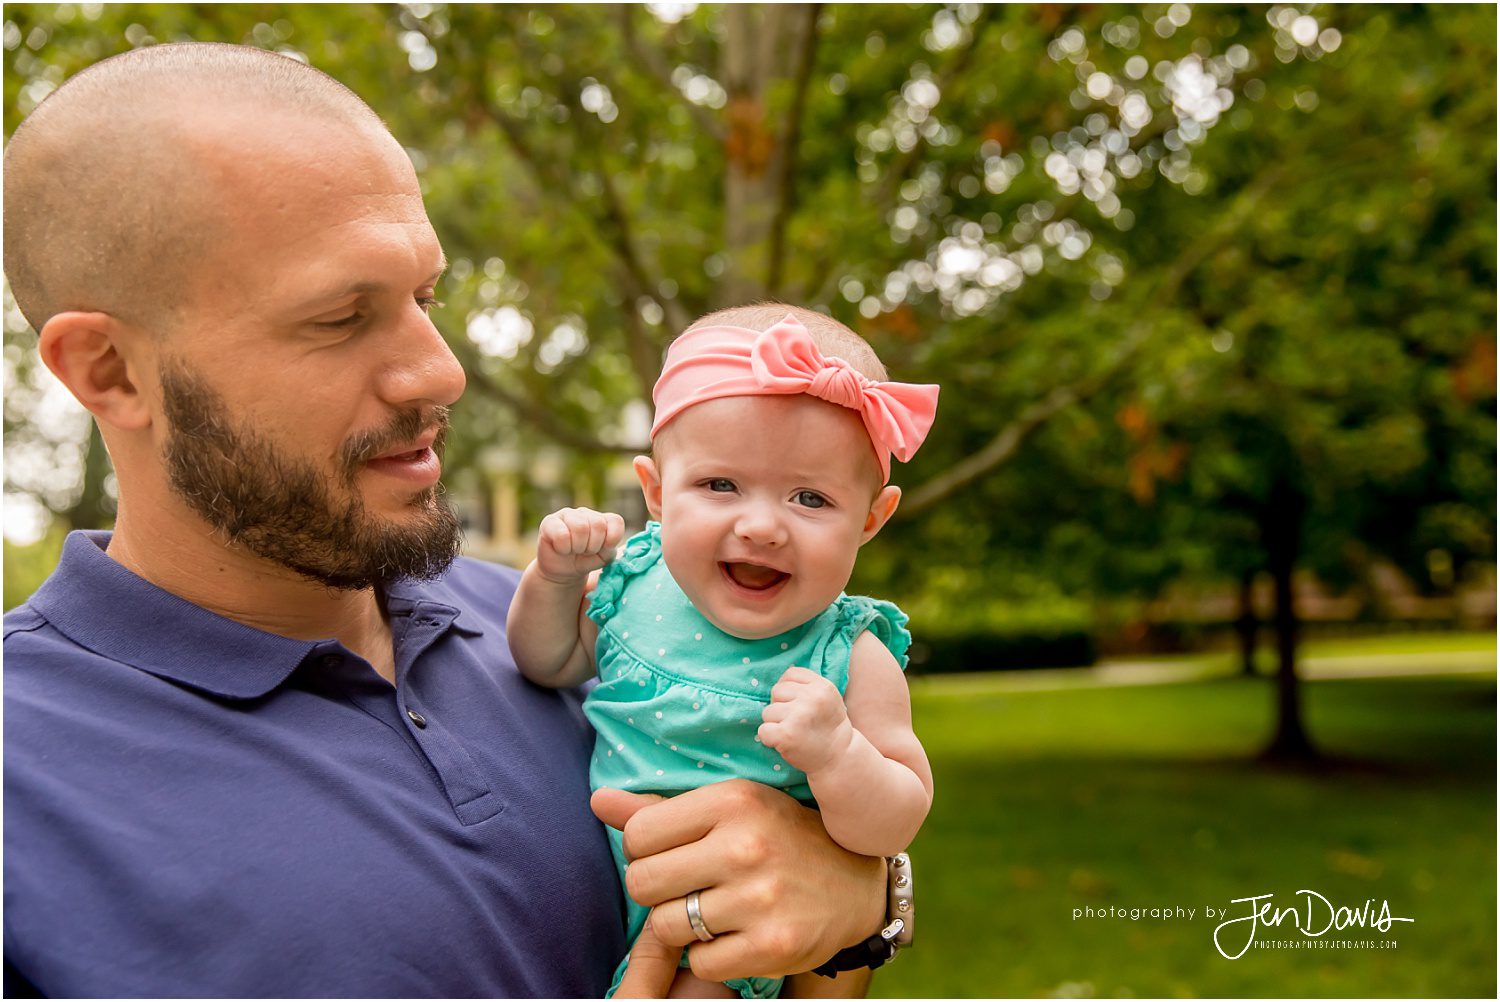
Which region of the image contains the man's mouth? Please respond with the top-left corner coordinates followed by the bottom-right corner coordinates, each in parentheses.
top-left (720, 561), bottom-right (791, 592)
top-left (344, 407), bottom-right (448, 474)
top-left (379, 447), bottom-right (430, 462)
top-left (363, 435), bottom-right (442, 487)
top-left (368, 428), bottom-right (440, 463)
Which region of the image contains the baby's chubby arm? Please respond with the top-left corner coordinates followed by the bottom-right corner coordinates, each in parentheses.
top-left (757, 633), bottom-right (933, 857)
top-left (506, 507), bottom-right (625, 689)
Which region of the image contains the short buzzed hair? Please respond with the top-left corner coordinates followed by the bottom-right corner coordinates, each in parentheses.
top-left (685, 302), bottom-right (889, 382)
top-left (4, 42), bottom-right (387, 332)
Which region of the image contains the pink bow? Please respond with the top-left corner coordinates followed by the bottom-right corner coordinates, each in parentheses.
top-left (650, 315), bottom-right (940, 482)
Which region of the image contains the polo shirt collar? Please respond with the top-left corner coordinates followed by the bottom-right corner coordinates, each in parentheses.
top-left (28, 531), bottom-right (480, 700)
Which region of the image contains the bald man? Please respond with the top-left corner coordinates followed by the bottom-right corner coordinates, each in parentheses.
top-left (2, 43), bottom-right (885, 998)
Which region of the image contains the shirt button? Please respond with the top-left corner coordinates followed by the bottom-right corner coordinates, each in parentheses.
top-left (407, 709), bottom-right (428, 729)
top-left (319, 654), bottom-right (342, 669)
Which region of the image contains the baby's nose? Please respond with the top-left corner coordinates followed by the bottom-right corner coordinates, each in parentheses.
top-left (735, 506), bottom-right (787, 547)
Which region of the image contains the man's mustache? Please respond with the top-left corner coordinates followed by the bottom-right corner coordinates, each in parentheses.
top-left (339, 405), bottom-right (451, 480)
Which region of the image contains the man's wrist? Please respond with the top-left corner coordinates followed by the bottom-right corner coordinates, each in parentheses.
top-left (814, 853), bottom-right (914, 978)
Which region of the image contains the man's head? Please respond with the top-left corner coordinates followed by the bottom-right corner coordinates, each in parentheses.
top-left (4, 43), bottom-right (467, 589)
top-left (4, 42), bottom-right (390, 333)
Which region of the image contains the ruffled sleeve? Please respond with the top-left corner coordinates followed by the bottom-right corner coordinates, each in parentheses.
top-left (586, 522), bottom-right (663, 626)
top-left (859, 598), bottom-right (912, 668)
top-left (822, 595), bottom-right (912, 693)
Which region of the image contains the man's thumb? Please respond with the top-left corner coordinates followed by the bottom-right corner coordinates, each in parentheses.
top-left (591, 786), bottom-right (666, 832)
top-left (612, 923), bottom-right (680, 998)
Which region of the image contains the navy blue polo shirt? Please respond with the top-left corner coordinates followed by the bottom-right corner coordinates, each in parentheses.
top-left (3, 531), bottom-right (626, 997)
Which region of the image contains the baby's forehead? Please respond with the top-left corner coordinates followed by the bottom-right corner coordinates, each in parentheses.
top-left (656, 395), bottom-right (883, 486)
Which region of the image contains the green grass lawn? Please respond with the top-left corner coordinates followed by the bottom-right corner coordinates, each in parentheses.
top-left (873, 658), bottom-right (1497, 998)
top-left (1298, 630), bottom-right (1496, 658)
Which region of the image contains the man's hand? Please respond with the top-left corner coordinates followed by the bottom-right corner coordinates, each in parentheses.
top-left (592, 781), bottom-right (886, 985)
top-left (613, 924), bottom-right (680, 998)
top-left (757, 667), bottom-right (855, 774)
top-left (535, 507), bottom-right (625, 585)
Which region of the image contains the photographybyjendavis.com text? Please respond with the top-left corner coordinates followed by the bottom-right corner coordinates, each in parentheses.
top-left (1071, 889), bottom-right (1414, 960)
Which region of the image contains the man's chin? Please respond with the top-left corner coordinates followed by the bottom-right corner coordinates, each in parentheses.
top-left (286, 532), bottom-right (461, 591)
top-left (241, 494), bottom-right (463, 591)
top-left (354, 472), bottom-right (451, 514)
top-left (362, 489), bottom-right (441, 519)
top-left (157, 359), bottom-right (461, 589)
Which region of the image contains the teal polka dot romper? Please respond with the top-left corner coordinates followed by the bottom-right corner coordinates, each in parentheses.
top-left (585, 523), bottom-right (912, 999)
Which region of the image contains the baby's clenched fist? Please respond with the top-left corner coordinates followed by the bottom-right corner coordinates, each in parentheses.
top-left (757, 666), bottom-right (854, 774)
top-left (535, 507), bottom-right (626, 585)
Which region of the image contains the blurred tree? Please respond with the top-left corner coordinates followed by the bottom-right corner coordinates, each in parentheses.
top-left (3, 4), bottom-right (1494, 764)
top-left (1092, 4), bottom-right (1495, 760)
top-left (4, 2), bottom-right (1343, 519)
top-left (884, 4), bottom-right (1496, 759)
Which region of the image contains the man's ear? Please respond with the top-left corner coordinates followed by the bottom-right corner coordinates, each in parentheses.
top-left (37, 311), bottom-right (153, 431)
top-left (633, 455), bottom-right (664, 521)
top-left (860, 485), bottom-right (901, 544)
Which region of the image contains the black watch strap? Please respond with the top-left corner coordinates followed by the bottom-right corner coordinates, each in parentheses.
top-left (812, 852), bottom-right (914, 977)
top-left (811, 918), bottom-right (905, 978)
top-left (811, 933), bottom-right (895, 978)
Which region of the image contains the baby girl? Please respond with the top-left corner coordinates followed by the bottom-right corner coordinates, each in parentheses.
top-left (507, 304), bottom-right (938, 998)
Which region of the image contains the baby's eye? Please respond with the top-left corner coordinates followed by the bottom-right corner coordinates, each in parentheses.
top-left (794, 490), bottom-right (828, 509)
top-left (707, 479), bottom-right (736, 493)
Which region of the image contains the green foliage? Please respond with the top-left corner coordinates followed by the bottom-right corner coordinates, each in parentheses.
top-left (861, 4), bottom-right (1496, 615)
top-left (3, 520), bottom-right (66, 610)
top-left (3, 4), bottom-right (1494, 629)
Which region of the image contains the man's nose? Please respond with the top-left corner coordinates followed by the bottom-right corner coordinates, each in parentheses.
top-left (735, 503), bottom-right (787, 548)
top-left (381, 307), bottom-right (467, 408)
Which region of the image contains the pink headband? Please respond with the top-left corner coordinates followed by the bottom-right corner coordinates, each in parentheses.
top-left (650, 315), bottom-right (940, 482)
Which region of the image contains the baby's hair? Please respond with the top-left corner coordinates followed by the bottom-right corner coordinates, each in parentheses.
top-left (657, 302), bottom-right (890, 491)
top-left (683, 303), bottom-right (889, 382)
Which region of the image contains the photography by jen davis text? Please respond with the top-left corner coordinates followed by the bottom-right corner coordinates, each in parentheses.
top-left (1071, 889), bottom-right (1415, 960)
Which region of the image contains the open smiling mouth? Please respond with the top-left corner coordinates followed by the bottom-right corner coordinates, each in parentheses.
top-left (720, 561), bottom-right (791, 592)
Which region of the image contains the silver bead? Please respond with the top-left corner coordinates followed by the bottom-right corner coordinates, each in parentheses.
top-left (897, 899), bottom-right (910, 912)
top-left (895, 874), bottom-right (909, 888)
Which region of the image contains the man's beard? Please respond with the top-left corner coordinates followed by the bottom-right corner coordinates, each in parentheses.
top-left (159, 361), bottom-right (463, 591)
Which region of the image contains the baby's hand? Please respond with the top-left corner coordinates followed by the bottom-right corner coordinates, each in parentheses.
top-left (535, 507), bottom-right (626, 585)
top-left (757, 666), bottom-right (855, 774)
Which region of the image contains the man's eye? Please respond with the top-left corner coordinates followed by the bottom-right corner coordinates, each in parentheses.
top-left (707, 479), bottom-right (736, 492)
top-left (320, 312), bottom-right (365, 329)
top-left (795, 490), bottom-right (828, 509)
top-left (417, 296), bottom-right (444, 314)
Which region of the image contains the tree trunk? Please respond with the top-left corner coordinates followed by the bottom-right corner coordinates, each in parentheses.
top-left (1261, 480), bottom-right (1317, 762)
top-left (720, 5), bottom-right (809, 305)
top-left (1235, 568), bottom-right (1258, 675)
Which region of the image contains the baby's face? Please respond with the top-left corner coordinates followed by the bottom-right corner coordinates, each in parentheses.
top-left (636, 394), bottom-right (900, 640)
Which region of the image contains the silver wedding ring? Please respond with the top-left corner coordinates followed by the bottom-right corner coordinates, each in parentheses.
top-left (686, 889), bottom-right (716, 942)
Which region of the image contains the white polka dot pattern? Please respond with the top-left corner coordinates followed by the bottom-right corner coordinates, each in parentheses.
top-left (582, 522), bottom-right (911, 816)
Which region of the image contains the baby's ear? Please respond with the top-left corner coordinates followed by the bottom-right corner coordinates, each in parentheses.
top-left (633, 455), bottom-right (664, 521)
top-left (860, 485), bottom-right (901, 544)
